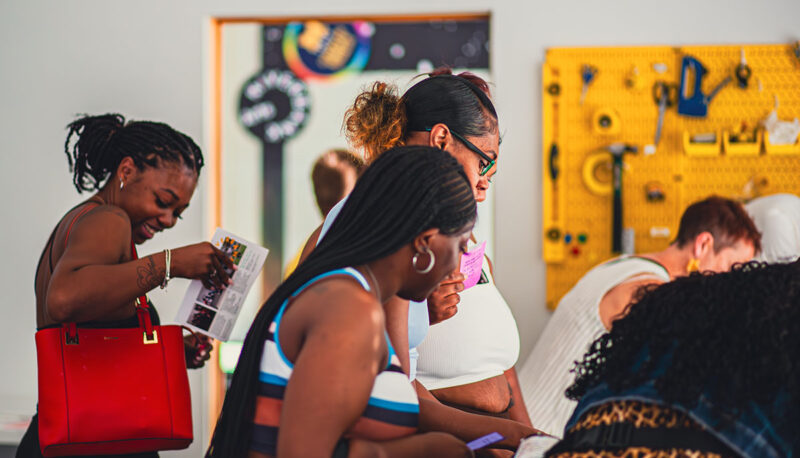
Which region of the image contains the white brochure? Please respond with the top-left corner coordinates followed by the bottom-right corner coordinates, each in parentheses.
top-left (175, 228), bottom-right (268, 341)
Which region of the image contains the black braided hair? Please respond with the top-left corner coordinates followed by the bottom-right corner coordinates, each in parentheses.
top-left (566, 261), bottom-right (800, 448)
top-left (64, 113), bottom-right (203, 192)
top-left (206, 146), bottom-right (477, 457)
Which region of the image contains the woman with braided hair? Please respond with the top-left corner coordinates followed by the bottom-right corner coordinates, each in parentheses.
top-left (208, 146), bottom-right (480, 457)
top-left (543, 261), bottom-right (800, 457)
top-left (298, 70), bottom-right (534, 437)
top-left (17, 113), bottom-right (235, 457)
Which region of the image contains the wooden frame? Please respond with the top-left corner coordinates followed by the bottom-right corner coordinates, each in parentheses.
top-left (205, 11), bottom-right (490, 440)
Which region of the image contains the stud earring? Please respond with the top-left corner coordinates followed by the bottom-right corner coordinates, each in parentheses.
top-left (686, 258), bottom-right (700, 273)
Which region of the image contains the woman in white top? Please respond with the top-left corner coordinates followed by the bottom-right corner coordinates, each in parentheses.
top-left (298, 69), bottom-right (540, 450)
top-left (415, 246), bottom-right (522, 419)
top-left (518, 196), bottom-right (761, 443)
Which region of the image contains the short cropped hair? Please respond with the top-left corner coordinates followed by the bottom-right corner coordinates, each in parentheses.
top-left (674, 196), bottom-right (762, 254)
top-left (311, 149), bottom-right (365, 217)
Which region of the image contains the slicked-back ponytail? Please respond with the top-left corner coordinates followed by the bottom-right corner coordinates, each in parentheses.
top-left (344, 68), bottom-right (497, 164)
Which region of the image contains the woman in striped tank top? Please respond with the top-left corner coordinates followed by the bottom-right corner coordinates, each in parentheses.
top-left (207, 146), bottom-right (478, 458)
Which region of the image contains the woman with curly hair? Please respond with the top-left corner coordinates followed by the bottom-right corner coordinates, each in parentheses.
top-left (545, 261), bottom-right (799, 457)
top-left (299, 69), bottom-right (534, 428)
top-left (208, 146), bottom-right (480, 457)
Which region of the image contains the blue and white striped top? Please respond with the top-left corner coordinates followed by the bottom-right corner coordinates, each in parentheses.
top-left (250, 268), bottom-right (419, 455)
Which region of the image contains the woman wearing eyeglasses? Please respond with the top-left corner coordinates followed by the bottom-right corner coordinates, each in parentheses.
top-left (298, 69), bottom-right (537, 452)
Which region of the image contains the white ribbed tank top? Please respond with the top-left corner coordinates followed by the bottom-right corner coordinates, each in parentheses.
top-left (415, 253), bottom-right (520, 390)
top-left (518, 256), bottom-right (669, 437)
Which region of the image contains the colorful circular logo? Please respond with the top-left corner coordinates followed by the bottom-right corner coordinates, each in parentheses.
top-left (282, 21), bottom-right (372, 81)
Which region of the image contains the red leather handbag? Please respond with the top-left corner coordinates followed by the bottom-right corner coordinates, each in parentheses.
top-left (35, 244), bottom-right (193, 456)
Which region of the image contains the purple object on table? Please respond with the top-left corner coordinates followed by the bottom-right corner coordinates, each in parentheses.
top-left (466, 432), bottom-right (504, 450)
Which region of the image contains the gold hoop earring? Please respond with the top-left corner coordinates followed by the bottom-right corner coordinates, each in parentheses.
top-left (686, 258), bottom-right (700, 273)
top-left (412, 246), bottom-right (435, 274)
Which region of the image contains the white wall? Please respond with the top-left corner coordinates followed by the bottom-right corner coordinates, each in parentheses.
top-left (1, 0), bottom-right (798, 452)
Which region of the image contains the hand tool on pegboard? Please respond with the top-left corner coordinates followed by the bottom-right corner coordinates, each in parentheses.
top-left (652, 81), bottom-right (678, 145)
top-left (579, 64), bottom-right (597, 105)
top-left (542, 63), bottom-right (565, 263)
top-left (677, 55), bottom-right (731, 117)
top-left (581, 143), bottom-right (637, 254)
top-left (544, 44), bottom-right (800, 311)
top-left (735, 48), bottom-right (752, 89)
top-left (609, 144), bottom-right (637, 254)
top-left (549, 99), bottom-right (561, 226)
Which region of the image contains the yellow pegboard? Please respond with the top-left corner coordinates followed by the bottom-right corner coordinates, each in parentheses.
top-left (542, 43), bottom-right (800, 310)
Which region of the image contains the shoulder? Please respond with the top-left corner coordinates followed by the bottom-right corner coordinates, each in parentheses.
top-left (280, 275), bottom-right (385, 363)
top-left (60, 204), bottom-right (131, 252)
top-left (70, 204), bottom-right (130, 237)
top-left (606, 277), bottom-right (663, 300)
top-left (82, 204), bottom-right (130, 225)
top-left (289, 275), bottom-right (384, 334)
top-left (60, 203), bottom-right (130, 231)
top-left (299, 225), bottom-right (323, 264)
top-left (599, 277), bottom-right (664, 329)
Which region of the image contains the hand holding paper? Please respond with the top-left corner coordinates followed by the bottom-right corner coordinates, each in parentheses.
top-left (460, 241), bottom-right (486, 290)
top-left (175, 229), bottom-right (268, 341)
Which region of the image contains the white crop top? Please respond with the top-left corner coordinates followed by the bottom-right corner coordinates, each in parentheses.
top-left (414, 252), bottom-right (520, 390)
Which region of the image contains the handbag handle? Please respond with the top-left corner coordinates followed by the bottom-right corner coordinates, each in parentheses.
top-left (64, 240), bottom-right (156, 345)
top-left (131, 242), bottom-right (157, 343)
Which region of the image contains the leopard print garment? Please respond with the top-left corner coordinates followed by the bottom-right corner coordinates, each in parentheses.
top-left (548, 400), bottom-right (729, 458)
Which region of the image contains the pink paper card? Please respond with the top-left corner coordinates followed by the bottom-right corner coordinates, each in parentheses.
top-left (460, 241), bottom-right (486, 290)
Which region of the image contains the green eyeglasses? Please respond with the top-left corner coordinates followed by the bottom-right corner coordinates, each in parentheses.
top-left (425, 128), bottom-right (496, 176)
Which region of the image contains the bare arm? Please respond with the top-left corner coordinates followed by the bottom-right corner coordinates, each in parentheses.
top-left (384, 295), bottom-right (411, 374)
top-left (414, 381), bottom-right (540, 451)
top-left (350, 433), bottom-right (472, 458)
top-left (46, 205), bottom-right (233, 324)
top-left (46, 206), bottom-right (158, 323)
top-left (278, 288), bottom-right (384, 457)
top-left (297, 224), bottom-right (323, 265)
top-left (503, 367), bottom-right (532, 427)
top-left (277, 285), bottom-right (470, 458)
top-left (598, 277), bottom-right (664, 330)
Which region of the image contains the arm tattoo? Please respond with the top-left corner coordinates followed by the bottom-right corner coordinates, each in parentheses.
top-left (136, 255), bottom-right (165, 290)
